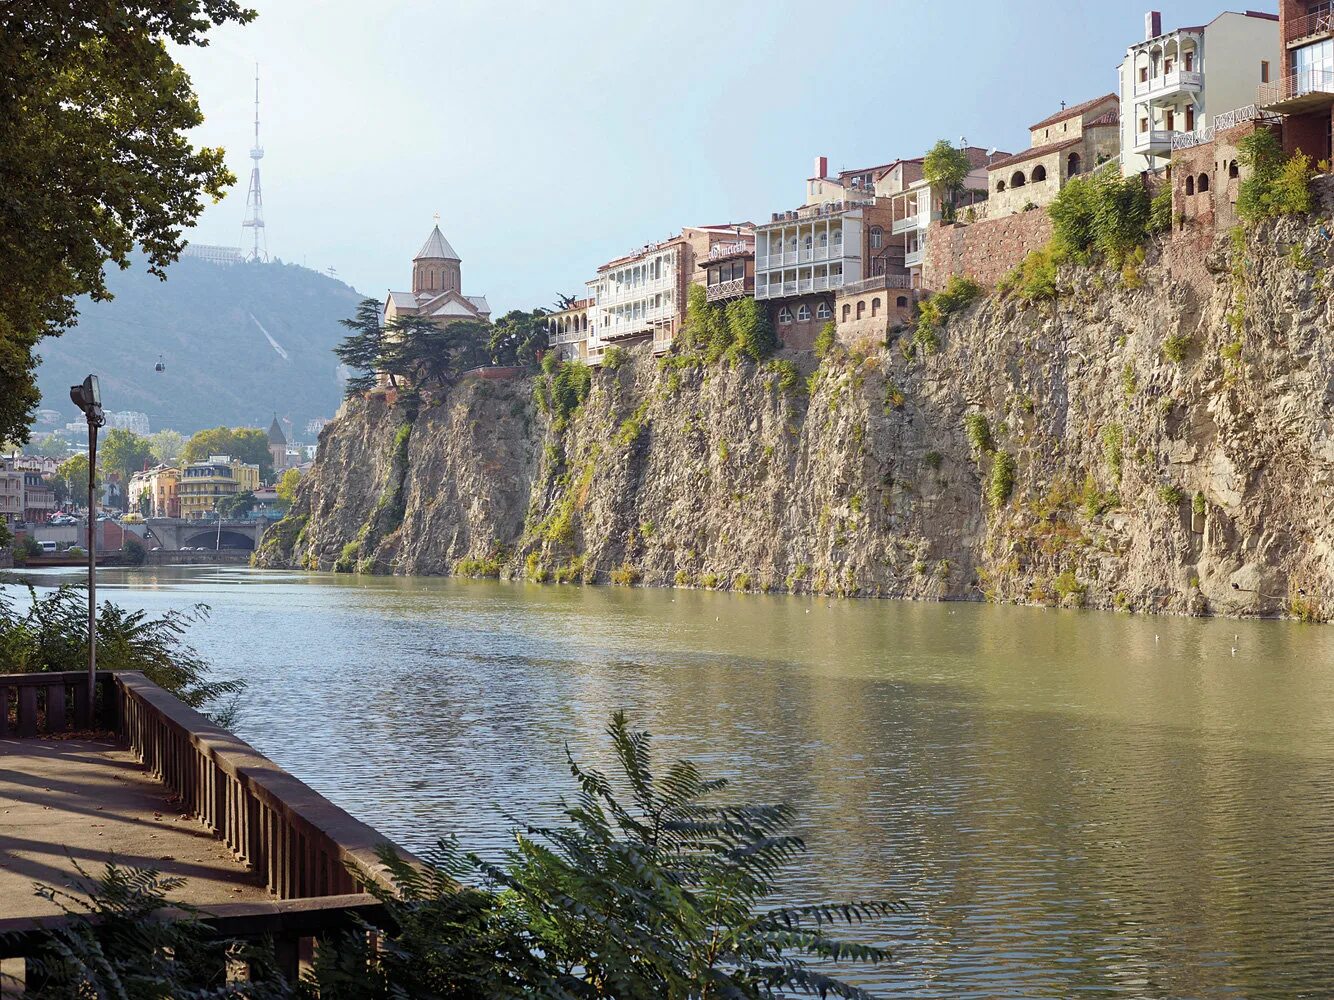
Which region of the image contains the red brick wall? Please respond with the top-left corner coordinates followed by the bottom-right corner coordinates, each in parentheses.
top-left (1284, 110), bottom-right (1333, 162)
top-left (770, 295), bottom-right (833, 352)
top-left (922, 211), bottom-right (1053, 289)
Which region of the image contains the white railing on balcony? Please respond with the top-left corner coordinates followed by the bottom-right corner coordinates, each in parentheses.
top-left (705, 278), bottom-right (749, 302)
top-left (597, 274), bottom-right (674, 308)
top-left (1132, 129), bottom-right (1176, 152)
top-left (756, 242), bottom-right (844, 272)
top-left (891, 210), bottom-right (927, 235)
top-left (841, 273), bottom-right (913, 295)
top-left (1258, 70), bottom-right (1334, 108)
top-left (1136, 68), bottom-right (1204, 100)
top-left (1213, 104), bottom-right (1280, 132)
top-left (904, 248), bottom-right (924, 267)
top-left (1171, 126), bottom-right (1214, 150)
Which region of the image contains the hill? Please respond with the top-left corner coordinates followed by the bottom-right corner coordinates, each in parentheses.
top-left (34, 255), bottom-right (366, 435)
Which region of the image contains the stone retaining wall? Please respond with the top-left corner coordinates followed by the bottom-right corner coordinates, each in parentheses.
top-left (922, 210), bottom-right (1053, 288)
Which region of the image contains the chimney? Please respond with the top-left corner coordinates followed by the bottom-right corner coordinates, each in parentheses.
top-left (1145, 10), bottom-right (1162, 40)
top-left (814, 155), bottom-right (828, 180)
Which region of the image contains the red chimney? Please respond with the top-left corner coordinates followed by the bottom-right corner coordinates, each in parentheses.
top-left (1145, 10), bottom-right (1162, 40)
top-left (814, 155), bottom-right (828, 180)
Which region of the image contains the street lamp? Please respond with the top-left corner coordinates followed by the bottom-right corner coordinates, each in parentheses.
top-left (69, 375), bottom-right (104, 725)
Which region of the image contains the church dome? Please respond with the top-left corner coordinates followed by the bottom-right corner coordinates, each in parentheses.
top-left (414, 224), bottom-right (460, 262)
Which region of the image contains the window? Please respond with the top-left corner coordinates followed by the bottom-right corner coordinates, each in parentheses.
top-left (896, 296), bottom-right (909, 308)
top-left (1140, 66), bottom-right (1149, 83)
top-left (1164, 57), bottom-right (1174, 74)
top-left (855, 301), bottom-right (865, 319)
top-left (1186, 106), bottom-right (1194, 131)
top-left (1032, 164), bottom-right (1048, 182)
top-left (870, 226), bottom-right (883, 250)
top-left (816, 302), bottom-right (832, 319)
top-left (996, 180), bottom-right (1007, 192)
top-left (1261, 60), bottom-right (1270, 83)
top-left (1010, 171), bottom-right (1026, 188)
top-left (1229, 160), bottom-right (1239, 178)
top-left (871, 297), bottom-right (881, 317)
top-left (1185, 175), bottom-right (1195, 195)
top-left (1068, 152), bottom-right (1082, 176)
top-left (804, 235), bottom-right (813, 249)
top-left (1140, 117), bottom-right (1149, 134)
top-left (842, 304), bottom-right (851, 321)
top-left (778, 307), bottom-right (793, 324)
top-left (819, 231), bottom-right (828, 247)
top-left (1166, 110), bottom-right (1175, 131)
top-left (796, 304), bottom-right (811, 321)
top-left (1184, 52), bottom-right (1194, 71)
top-left (1198, 173), bottom-right (1210, 193)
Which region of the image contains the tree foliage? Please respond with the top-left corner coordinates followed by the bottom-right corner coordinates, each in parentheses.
top-left (683, 284), bottom-right (777, 364)
top-left (18, 713), bottom-right (902, 999)
top-left (148, 429), bottom-right (185, 465)
top-left (181, 427), bottom-right (273, 481)
top-left (1237, 128), bottom-right (1315, 223)
top-left (1048, 165), bottom-right (1152, 266)
top-left (57, 454), bottom-right (90, 503)
top-left (922, 140), bottom-right (972, 221)
top-left (102, 429), bottom-right (155, 486)
top-left (334, 298), bottom-right (393, 397)
top-left (488, 308), bottom-right (550, 368)
top-left (276, 468), bottom-right (302, 508)
top-left (0, 1), bottom-right (256, 446)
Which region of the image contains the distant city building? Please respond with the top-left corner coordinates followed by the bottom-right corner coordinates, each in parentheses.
top-left (34, 409), bottom-right (62, 427)
top-left (128, 465), bottom-right (180, 518)
top-left (1119, 10), bottom-right (1280, 175)
top-left (304, 418), bottom-right (330, 436)
top-left (104, 410), bottom-right (151, 435)
top-left (178, 456), bottom-right (260, 520)
top-left (181, 243), bottom-right (243, 265)
top-left (20, 471), bottom-right (56, 524)
top-left (5, 454), bottom-right (59, 476)
top-left (0, 466), bottom-right (23, 528)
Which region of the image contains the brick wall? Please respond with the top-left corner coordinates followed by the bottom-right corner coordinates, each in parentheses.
top-left (922, 210), bottom-right (1053, 289)
top-left (770, 295), bottom-right (833, 352)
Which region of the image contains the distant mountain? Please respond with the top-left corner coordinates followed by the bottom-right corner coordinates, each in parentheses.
top-left (34, 256), bottom-right (366, 435)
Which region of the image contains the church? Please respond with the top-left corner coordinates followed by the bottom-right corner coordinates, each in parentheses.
top-left (383, 222), bottom-right (491, 328)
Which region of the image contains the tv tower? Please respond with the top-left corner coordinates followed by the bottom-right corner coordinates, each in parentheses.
top-left (240, 64), bottom-right (268, 262)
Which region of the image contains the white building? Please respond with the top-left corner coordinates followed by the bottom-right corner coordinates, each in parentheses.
top-left (105, 410), bottom-right (151, 435)
top-left (753, 200), bottom-right (869, 303)
top-left (586, 239), bottom-right (684, 357)
top-left (1119, 9), bottom-right (1280, 175)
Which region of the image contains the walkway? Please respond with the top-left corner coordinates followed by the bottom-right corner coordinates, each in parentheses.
top-left (0, 738), bottom-right (269, 919)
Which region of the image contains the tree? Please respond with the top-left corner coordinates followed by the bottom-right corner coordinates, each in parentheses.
top-left (334, 298), bottom-right (393, 398)
top-left (275, 468), bottom-right (302, 509)
top-left (0, 2), bottom-right (256, 446)
top-left (181, 426), bottom-right (273, 481)
top-left (488, 308), bottom-right (549, 368)
top-left (148, 429), bottom-right (185, 465)
top-left (1237, 127), bottom-right (1315, 222)
top-left (217, 490), bottom-right (256, 518)
top-left (57, 454), bottom-right (89, 506)
top-left (923, 140), bottom-right (973, 222)
top-left (385, 317), bottom-right (490, 391)
top-left (101, 429), bottom-right (154, 486)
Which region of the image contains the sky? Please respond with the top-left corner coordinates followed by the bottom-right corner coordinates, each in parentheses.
top-left (177, 0), bottom-right (1264, 310)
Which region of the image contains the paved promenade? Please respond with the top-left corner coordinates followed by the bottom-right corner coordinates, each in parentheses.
top-left (0, 738), bottom-right (269, 918)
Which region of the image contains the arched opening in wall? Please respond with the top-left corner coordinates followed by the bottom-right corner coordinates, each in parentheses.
top-left (996, 180), bottom-right (1007, 192)
top-left (1067, 152), bottom-right (1082, 176)
top-left (796, 304), bottom-right (811, 321)
top-left (1010, 171), bottom-right (1027, 188)
top-left (1198, 173), bottom-right (1210, 193)
top-left (1229, 160), bottom-right (1239, 178)
top-left (855, 301), bottom-right (865, 320)
top-left (1032, 164), bottom-right (1048, 182)
top-left (896, 296), bottom-right (909, 308)
top-left (870, 226), bottom-right (884, 250)
top-left (842, 304), bottom-right (851, 321)
top-left (871, 297), bottom-right (881, 317)
top-left (778, 307), bottom-right (793, 325)
top-left (1185, 175), bottom-right (1195, 195)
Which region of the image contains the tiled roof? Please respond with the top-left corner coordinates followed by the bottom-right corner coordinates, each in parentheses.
top-left (988, 136), bottom-right (1085, 172)
top-left (386, 290), bottom-right (416, 309)
top-left (414, 225), bottom-right (460, 261)
top-left (1029, 93), bottom-right (1119, 131)
top-left (466, 295), bottom-right (491, 315)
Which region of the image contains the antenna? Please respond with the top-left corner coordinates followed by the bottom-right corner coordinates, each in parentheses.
top-left (241, 63), bottom-right (269, 262)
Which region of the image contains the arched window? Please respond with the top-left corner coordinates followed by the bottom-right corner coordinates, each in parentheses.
top-left (996, 180), bottom-right (1007, 192)
top-left (871, 297), bottom-right (881, 316)
top-left (870, 226), bottom-right (884, 250)
top-left (778, 306), bottom-right (793, 325)
top-left (1068, 152), bottom-right (1082, 176)
top-left (1198, 173), bottom-right (1210, 193)
top-left (796, 304), bottom-right (811, 321)
top-left (1185, 176), bottom-right (1195, 196)
top-left (788, 237), bottom-right (798, 251)
top-left (1229, 160), bottom-right (1239, 178)
top-left (1011, 171), bottom-right (1027, 188)
top-left (804, 235), bottom-right (813, 249)
top-left (819, 231), bottom-right (828, 247)
top-left (855, 301), bottom-right (865, 319)
top-left (831, 229), bottom-right (842, 245)
top-left (841, 304), bottom-right (851, 321)
top-left (816, 302), bottom-right (832, 320)
top-left (1032, 164), bottom-right (1048, 182)
top-left (896, 296), bottom-right (909, 308)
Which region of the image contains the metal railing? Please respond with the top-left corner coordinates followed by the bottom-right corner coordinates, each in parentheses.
top-left (840, 273), bottom-right (914, 295)
top-left (1287, 4), bottom-right (1334, 41)
top-left (705, 278), bottom-right (750, 302)
top-left (1258, 69), bottom-right (1334, 107)
top-left (1172, 126), bottom-right (1214, 150)
top-left (1135, 68), bottom-right (1204, 99)
top-left (757, 243), bottom-right (843, 271)
top-left (1214, 104), bottom-right (1281, 132)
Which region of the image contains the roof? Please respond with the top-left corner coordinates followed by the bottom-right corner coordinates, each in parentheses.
top-left (1029, 93), bottom-right (1119, 131)
top-left (988, 136), bottom-right (1085, 172)
top-left (386, 289), bottom-right (416, 310)
top-left (414, 225), bottom-right (460, 261)
top-left (267, 416), bottom-right (286, 446)
top-left (465, 295), bottom-right (490, 315)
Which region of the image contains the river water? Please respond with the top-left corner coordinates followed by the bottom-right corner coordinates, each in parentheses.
top-left (5, 565), bottom-right (1334, 997)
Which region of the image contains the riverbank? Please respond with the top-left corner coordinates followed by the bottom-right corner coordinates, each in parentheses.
top-left (259, 215), bottom-right (1334, 622)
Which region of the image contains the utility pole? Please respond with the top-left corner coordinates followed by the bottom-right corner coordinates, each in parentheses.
top-left (69, 375), bottom-right (104, 725)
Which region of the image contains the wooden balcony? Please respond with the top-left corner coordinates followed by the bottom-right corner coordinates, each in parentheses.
top-left (705, 277), bottom-right (752, 303)
top-left (0, 670), bottom-right (408, 988)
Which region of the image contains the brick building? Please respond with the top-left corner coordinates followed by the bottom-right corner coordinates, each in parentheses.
top-left (1260, 0), bottom-right (1334, 162)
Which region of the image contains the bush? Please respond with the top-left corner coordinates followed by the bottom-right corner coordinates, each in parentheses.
top-left (1102, 423), bottom-right (1124, 482)
top-left (997, 246), bottom-right (1059, 302)
top-left (602, 346), bottom-right (628, 369)
top-left (1049, 165), bottom-right (1152, 265)
top-left (121, 535), bottom-right (146, 567)
top-left (965, 412), bottom-right (994, 454)
top-left (11, 534), bottom-right (41, 565)
top-left (1237, 128), bottom-right (1315, 222)
top-left (766, 358), bottom-right (800, 391)
top-left (455, 555), bottom-right (502, 577)
top-left (1054, 570), bottom-right (1087, 605)
top-left (1162, 332), bottom-right (1193, 364)
top-left (1158, 484), bottom-right (1184, 506)
top-left (914, 275), bottom-right (979, 351)
top-left (609, 563), bottom-right (641, 586)
top-left (988, 451), bottom-right (1016, 509)
top-left (1150, 181), bottom-right (1173, 233)
top-left (1192, 491), bottom-right (1207, 517)
top-left (550, 360), bottom-right (592, 421)
top-left (725, 296), bottom-right (776, 360)
top-left (813, 320), bottom-right (837, 359)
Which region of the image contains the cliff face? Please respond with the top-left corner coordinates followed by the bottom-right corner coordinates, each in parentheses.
top-left (257, 214), bottom-right (1334, 620)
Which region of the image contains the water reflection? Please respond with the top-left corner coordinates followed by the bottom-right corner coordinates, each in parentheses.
top-left (6, 567), bottom-right (1334, 997)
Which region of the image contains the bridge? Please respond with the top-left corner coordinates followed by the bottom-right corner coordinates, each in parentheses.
top-left (144, 517), bottom-right (270, 552)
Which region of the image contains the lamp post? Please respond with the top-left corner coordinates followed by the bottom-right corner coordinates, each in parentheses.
top-left (69, 375), bottom-right (104, 725)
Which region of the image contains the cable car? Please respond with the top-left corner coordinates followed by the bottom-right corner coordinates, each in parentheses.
top-left (154, 355), bottom-right (166, 373)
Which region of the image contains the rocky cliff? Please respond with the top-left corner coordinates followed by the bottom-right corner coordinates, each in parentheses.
top-left (257, 212), bottom-right (1334, 620)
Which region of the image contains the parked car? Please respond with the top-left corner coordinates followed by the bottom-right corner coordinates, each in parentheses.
top-left (38, 541), bottom-right (58, 554)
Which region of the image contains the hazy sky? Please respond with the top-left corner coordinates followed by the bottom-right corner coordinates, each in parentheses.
top-left (178, 0), bottom-right (1261, 309)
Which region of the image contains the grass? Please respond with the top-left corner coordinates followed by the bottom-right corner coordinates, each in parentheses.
top-left (988, 452), bottom-right (1016, 509)
top-left (965, 413), bottom-right (994, 454)
top-left (1162, 332), bottom-right (1194, 364)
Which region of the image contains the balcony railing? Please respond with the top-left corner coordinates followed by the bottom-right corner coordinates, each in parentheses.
top-left (1258, 70), bottom-right (1334, 111)
top-left (1135, 68), bottom-right (1204, 100)
top-left (705, 278), bottom-right (751, 302)
top-left (1132, 129), bottom-right (1177, 153)
top-left (840, 273), bottom-right (914, 295)
top-left (596, 275), bottom-right (674, 307)
top-left (756, 242), bottom-right (844, 271)
top-left (1287, 4), bottom-right (1334, 43)
top-left (905, 248), bottom-right (924, 267)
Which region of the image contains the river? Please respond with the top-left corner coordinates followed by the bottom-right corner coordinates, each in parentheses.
top-left (5, 565), bottom-right (1333, 997)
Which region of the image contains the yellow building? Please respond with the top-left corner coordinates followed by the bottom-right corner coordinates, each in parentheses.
top-left (128, 465), bottom-right (181, 518)
top-left (178, 456), bottom-right (260, 520)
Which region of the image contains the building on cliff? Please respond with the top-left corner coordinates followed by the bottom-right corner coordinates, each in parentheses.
top-left (383, 223), bottom-right (491, 330)
top-left (545, 298), bottom-right (593, 363)
top-left (1259, 0), bottom-right (1334, 163)
top-left (1119, 9), bottom-right (1281, 175)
